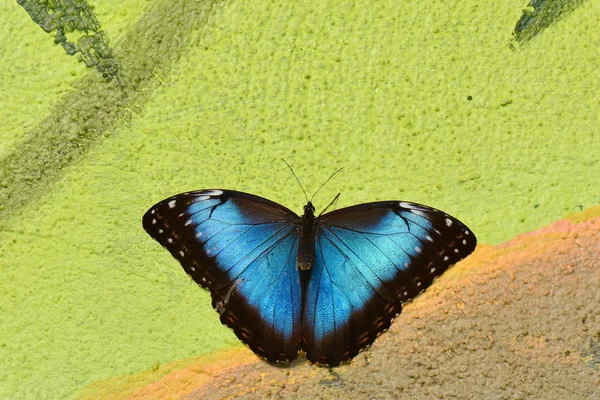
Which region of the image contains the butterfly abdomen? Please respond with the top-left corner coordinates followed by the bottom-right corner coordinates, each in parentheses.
top-left (296, 202), bottom-right (317, 271)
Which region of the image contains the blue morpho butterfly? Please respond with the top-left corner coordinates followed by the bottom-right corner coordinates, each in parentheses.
top-left (142, 167), bottom-right (476, 366)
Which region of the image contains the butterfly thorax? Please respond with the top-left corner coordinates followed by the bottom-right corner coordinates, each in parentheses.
top-left (296, 202), bottom-right (317, 271)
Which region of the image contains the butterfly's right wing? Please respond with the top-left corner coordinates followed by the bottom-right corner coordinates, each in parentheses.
top-left (143, 190), bottom-right (303, 363)
top-left (303, 201), bottom-right (476, 365)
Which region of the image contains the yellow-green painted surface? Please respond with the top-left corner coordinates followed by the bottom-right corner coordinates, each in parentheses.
top-left (1, 0), bottom-right (598, 398)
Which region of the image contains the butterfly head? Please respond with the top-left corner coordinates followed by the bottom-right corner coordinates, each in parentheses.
top-left (303, 202), bottom-right (316, 216)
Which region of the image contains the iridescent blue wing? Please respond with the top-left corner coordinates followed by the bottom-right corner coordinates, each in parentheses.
top-left (302, 201), bottom-right (476, 365)
top-left (142, 190), bottom-right (303, 363)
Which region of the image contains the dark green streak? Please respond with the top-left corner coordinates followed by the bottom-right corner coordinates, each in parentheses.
top-left (17, 0), bottom-right (120, 81)
top-left (513, 0), bottom-right (586, 45)
top-left (0, 0), bottom-right (217, 222)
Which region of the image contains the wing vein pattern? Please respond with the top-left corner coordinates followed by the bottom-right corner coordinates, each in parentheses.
top-left (301, 201), bottom-right (476, 365)
top-left (143, 190), bottom-right (304, 362)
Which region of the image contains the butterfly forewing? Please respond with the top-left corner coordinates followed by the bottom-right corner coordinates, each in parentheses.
top-left (301, 201), bottom-right (476, 365)
top-left (142, 190), bottom-right (304, 363)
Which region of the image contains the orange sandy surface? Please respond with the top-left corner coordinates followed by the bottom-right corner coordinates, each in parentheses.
top-left (80, 208), bottom-right (600, 399)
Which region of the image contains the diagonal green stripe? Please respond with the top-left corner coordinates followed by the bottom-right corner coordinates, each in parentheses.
top-left (0, 0), bottom-right (218, 222)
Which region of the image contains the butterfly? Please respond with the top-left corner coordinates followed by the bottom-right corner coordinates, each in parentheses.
top-left (142, 188), bottom-right (476, 366)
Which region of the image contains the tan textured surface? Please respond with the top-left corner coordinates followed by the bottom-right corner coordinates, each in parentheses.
top-left (77, 348), bottom-right (256, 400)
top-left (125, 349), bottom-right (257, 400)
top-left (132, 212), bottom-right (600, 399)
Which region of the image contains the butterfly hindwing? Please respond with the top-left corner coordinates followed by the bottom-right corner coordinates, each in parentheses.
top-left (302, 201), bottom-right (477, 365)
top-left (142, 190), bottom-right (303, 362)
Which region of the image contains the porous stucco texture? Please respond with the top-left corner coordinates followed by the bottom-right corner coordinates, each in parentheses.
top-left (1, 0), bottom-right (599, 399)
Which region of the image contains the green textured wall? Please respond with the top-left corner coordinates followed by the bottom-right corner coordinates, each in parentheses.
top-left (1, 0), bottom-right (598, 398)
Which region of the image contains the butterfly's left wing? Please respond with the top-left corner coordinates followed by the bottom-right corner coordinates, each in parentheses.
top-left (142, 190), bottom-right (303, 363)
top-left (302, 201), bottom-right (476, 365)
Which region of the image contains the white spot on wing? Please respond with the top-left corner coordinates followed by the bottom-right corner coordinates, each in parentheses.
top-left (203, 190), bottom-right (223, 196)
top-left (152, 219), bottom-right (157, 224)
top-left (168, 200), bottom-right (176, 208)
top-left (185, 219), bottom-right (192, 226)
top-left (415, 246), bottom-right (422, 253)
top-left (412, 209), bottom-right (427, 217)
top-left (167, 238), bottom-right (173, 243)
top-left (445, 218), bottom-right (452, 227)
top-left (399, 202), bottom-right (413, 209)
top-left (150, 209), bottom-right (155, 214)
top-left (426, 235), bottom-right (433, 242)
top-left (443, 256), bottom-right (449, 261)
top-left (196, 195), bottom-right (210, 201)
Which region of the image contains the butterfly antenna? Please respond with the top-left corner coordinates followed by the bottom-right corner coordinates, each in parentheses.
top-left (282, 159), bottom-right (309, 204)
top-left (319, 192), bottom-right (341, 217)
top-left (310, 167), bottom-right (344, 203)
